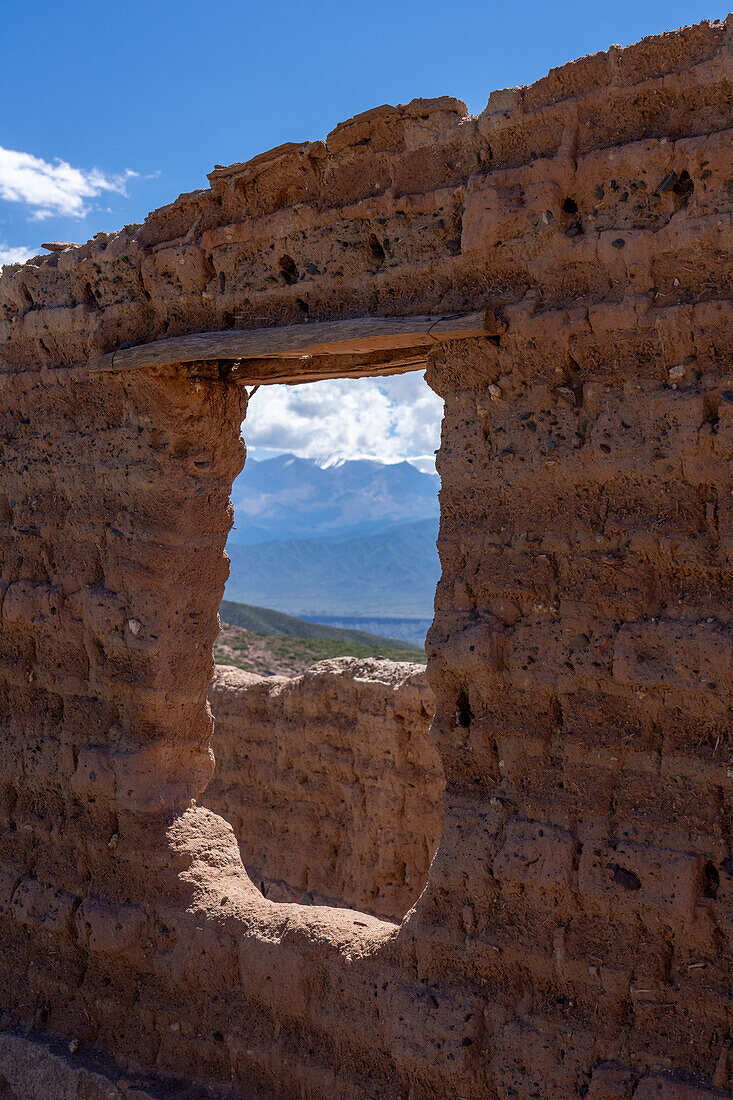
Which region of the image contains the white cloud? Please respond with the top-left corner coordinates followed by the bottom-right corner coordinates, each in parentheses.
top-left (0, 243), bottom-right (37, 267)
top-left (244, 371), bottom-right (443, 466)
top-left (0, 146), bottom-right (136, 220)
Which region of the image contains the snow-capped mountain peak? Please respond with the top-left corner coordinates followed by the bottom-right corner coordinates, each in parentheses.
top-left (228, 452), bottom-right (438, 545)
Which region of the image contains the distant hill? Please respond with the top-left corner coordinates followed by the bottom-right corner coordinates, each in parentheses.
top-left (216, 600), bottom-right (426, 676)
top-left (225, 517), bottom-right (440, 619)
top-left (219, 599), bottom-right (411, 647)
top-left (229, 454), bottom-right (438, 544)
top-left (298, 615), bottom-right (433, 648)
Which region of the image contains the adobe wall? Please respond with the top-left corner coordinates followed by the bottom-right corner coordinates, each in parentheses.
top-left (0, 16), bottom-right (731, 1100)
top-left (204, 660), bottom-right (441, 922)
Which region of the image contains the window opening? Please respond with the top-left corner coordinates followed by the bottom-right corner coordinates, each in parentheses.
top-left (202, 369), bottom-right (446, 922)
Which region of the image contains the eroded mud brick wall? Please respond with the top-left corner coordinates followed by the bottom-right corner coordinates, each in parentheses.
top-left (0, 16), bottom-right (730, 1100)
top-left (0, 360), bottom-right (246, 1056)
top-left (205, 660), bottom-right (441, 921)
top-left (423, 311), bottom-right (733, 1093)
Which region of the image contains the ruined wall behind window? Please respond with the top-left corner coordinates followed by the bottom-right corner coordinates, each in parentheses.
top-left (205, 659), bottom-right (442, 921)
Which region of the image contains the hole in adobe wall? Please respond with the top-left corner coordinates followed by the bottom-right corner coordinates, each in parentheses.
top-left (203, 369), bottom-right (446, 925)
top-left (703, 861), bottom-right (719, 899)
top-left (367, 234), bottom-right (386, 267)
top-left (673, 171), bottom-right (694, 208)
top-left (82, 281), bottom-right (98, 308)
top-left (612, 865), bottom-right (641, 891)
top-left (562, 197), bottom-right (578, 214)
top-left (455, 690), bottom-right (473, 728)
top-left (278, 255), bottom-right (299, 286)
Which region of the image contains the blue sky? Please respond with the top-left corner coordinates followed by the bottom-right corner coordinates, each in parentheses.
top-left (0, 0), bottom-right (724, 259)
top-left (0, 1), bottom-right (725, 463)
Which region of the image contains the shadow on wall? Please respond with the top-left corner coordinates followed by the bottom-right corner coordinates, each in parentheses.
top-left (204, 657), bottom-right (443, 922)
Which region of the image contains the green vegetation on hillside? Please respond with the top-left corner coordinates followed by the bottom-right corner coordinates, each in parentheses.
top-left (219, 599), bottom-right (409, 647)
top-left (214, 626), bottom-right (426, 678)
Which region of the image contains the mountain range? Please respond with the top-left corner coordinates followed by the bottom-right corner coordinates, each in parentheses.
top-left (225, 517), bottom-right (439, 620)
top-left (228, 454), bottom-right (439, 544)
top-left (224, 454), bottom-right (441, 632)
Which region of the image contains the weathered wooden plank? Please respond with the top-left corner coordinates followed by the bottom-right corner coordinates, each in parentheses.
top-left (87, 311), bottom-right (488, 375)
top-left (232, 354), bottom-right (429, 387)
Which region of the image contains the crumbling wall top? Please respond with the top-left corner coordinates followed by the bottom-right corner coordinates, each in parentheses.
top-left (0, 17), bottom-right (729, 378)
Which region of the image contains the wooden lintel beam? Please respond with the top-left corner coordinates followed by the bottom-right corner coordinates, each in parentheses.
top-left (87, 311), bottom-right (489, 375)
top-left (232, 354), bottom-right (429, 387)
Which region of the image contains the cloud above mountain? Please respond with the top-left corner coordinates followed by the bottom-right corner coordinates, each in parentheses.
top-left (0, 145), bottom-right (136, 220)
top-left (244, 372), bottom-right (443, 466)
